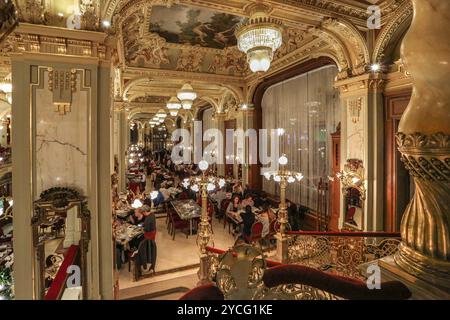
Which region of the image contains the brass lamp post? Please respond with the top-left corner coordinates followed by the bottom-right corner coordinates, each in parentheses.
top-left (263, 155), bottom-right (303, 262)
top-left (182, 160), bottom-right (226, 283)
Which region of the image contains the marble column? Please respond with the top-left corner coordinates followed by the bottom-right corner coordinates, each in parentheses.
top-left (335, 73), bottom-right (385, 231)
top-left (215, 113), bottom-right (226, 176)
top-left (11, 51), bottom-right (114, 299)
top-left (240, 107), bottom-right (257, 187)
top-left (118, 110), bottom-right (128, 192)
top-left (392, 0), bottom-right (450, 290)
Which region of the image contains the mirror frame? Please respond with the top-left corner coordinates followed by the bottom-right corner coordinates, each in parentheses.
top-left (338, 159), bottom-right (366, 230)
top-left (32, 187), bottom-right (90, 300)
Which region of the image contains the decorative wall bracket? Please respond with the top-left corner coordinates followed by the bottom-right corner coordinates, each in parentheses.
top-left (336, 159), bottom-right (366, 201)
top-left (348, 97), bottom-right (362, 124)
top-left (48, 68), bottom-right (77, 115)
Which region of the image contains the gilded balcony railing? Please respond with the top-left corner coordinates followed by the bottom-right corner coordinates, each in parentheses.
top-left (286, 231), bottom-right (401, 280)
top-left (198, 244), bottom-right (410, 300)
top-left (204, 245), bottom-right (341, 300)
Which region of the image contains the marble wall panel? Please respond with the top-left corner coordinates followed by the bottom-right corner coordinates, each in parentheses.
top-left (35, 71), bottom-right (88, 198)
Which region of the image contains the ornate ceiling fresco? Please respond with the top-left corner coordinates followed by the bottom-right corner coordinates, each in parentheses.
top-left (1, 0), bottom-right (413, 121)
top-left (149, 5), bottom-right (242, 49)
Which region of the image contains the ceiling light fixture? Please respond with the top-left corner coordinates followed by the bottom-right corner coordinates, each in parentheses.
top-left (177, 83), bottom-right (197, 110)
top-left (156, 108), bottom-right (167, 118)
top-left (166, 96), bottom-right (181, 116)
top-left (235, 2), bottom-right (283, 73)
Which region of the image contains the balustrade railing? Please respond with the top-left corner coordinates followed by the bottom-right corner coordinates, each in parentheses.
top-left (286, 231), bottom-right (401, 279)
top-left (200, 242), bottom-right (409, 300)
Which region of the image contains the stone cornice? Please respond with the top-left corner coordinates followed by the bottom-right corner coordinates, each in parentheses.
top-left (15, 23), bottom-right (108, 43)
top-left (7, 23), bottom-right (111, 62)
top-left (334, 72), bottom-right (387, 96)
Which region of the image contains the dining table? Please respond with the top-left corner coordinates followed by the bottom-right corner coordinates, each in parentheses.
top-left (226, 206), bottom-right (262, 225)
top-left (170, 199), bottom-right (202, 236)
top-left (114, 221), bottom-right (144, 249)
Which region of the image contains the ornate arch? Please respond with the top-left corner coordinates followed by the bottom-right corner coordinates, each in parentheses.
top-left (221, 85), bottom-right (244, 105)
top-left (372, 1), bottom-right (413, 64)
top-left (122, 76), bottom-right (152, 99)
top-left (320, 17), bottom-right (370, 76)
top-left (197, 96), bottom-right (219, 113)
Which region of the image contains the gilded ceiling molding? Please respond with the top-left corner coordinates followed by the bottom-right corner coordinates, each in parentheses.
top-left (334, 72), bottom-right (387, 97)
top-left (128, 107), bottom-right (163, 119)
top-left (275, 0), bottom-right (368, 22)
top-left (306, 29), bottom-right (351, 78)
top-left (124, 66), bottom-right (246, 87)
top-left (220, 85), bottom-right (244, 106)
top-left (320, 17), bottom-right (369, 76)
top-left (122, 76), bottom-right (152, 99)
top-left (6, 24), bottom-right (110, 61)
top-left (372, 1), bottom-right (413, 64)
top-left (274, 0), bottom-right (409, 28)
top-left (14, 0), bottom-right (101, 31)
top-left (198, 95), bottom-right (220, 112)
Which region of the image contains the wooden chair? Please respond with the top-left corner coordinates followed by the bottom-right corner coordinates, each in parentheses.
top-left (169, 212), bottom-right (189, 240)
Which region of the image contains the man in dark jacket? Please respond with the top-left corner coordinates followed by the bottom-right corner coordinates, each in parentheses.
top-left (241, 205), bottom-right (255, 240)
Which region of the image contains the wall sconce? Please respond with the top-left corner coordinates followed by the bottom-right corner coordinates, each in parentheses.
top-left (335, 159), bottom-right (366, 200)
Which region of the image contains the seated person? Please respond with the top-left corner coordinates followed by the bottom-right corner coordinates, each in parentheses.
top-left (226, 195), bottom-right (242, 219)
top-left (242, 194), bottom-right (254, 208)
top-left (243, 184), bottom-right (253, 198)
top-left (226, 195), bottom-right (243, 234)
top-left (159, 184), bottom-right (171, 201)
top-left (129, 208), bottom-right (144, 226)
top-left (240, 205), bottom-right (255, 240)
top-left (259, 203), bottom-right (277, 222)
top-left (256, 203), bottom-right (271, 238)
top-left (152, 190), bottom-right (166, 207)
top-left (254, 192), bottom-right (269, 208)
top-left (233, 182), bottom-right (244, 197)
top-left (211, 187), bottom-right (227, 205)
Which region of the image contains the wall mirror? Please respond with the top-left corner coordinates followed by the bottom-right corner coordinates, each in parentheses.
top-left (337, 159), bottom-right (366, 230)
top-left (32, 187), bottom-right (90, 300)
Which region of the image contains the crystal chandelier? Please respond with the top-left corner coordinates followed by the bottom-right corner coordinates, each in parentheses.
top-left (177, 83), bottom-right (197, 110)
top-left (166, 96), bottom-right (181, 117)
top-left (235, 3), bottom-right (283, 73)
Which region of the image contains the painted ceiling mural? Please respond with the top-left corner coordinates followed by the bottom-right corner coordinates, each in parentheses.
top-left (149, 5), bottom-right (243, 49)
